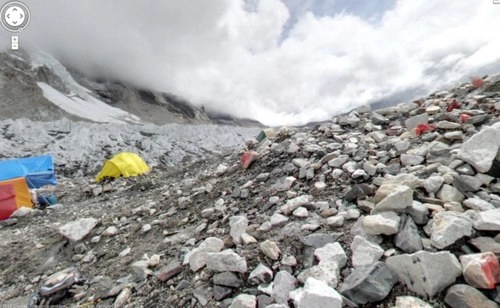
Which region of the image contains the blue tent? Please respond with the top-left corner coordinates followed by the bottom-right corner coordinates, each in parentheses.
top-left (0, 155), bottom-right (57, 188)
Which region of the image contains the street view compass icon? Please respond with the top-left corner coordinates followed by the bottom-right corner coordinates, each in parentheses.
top-left (0, 1), bottom-right (30, 32)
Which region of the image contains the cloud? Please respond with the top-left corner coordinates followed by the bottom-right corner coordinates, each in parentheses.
top-left (1, 0), bottom-right (500, 126)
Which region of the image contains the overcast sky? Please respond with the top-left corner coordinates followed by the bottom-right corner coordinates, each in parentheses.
top-left (1, 0), bottom-right (500, 125)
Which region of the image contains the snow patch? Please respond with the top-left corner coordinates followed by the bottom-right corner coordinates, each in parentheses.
top-left (37, 82), bottom-right (141, 124)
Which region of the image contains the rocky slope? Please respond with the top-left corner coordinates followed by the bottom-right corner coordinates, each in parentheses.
top-left (1, 75), bottom-right (500, 308)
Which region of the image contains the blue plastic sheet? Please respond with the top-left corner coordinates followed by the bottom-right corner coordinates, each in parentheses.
top-left (0, 155), bottom-right (57, 188)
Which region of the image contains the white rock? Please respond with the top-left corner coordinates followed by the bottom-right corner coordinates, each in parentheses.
top-left (183, 237), bottom-right (224, 271)
top-left (59, 218), bottom-right (98, 242)
top-left (119, 247), bottom-right (131, 257)
top-left (423, 176), bottom-right (444, 193)
top-left (328, 155), bottom-right (349, 168)
top-left (272, 271), bottom-right (297, 304)
top-left (280, 195), bottom-right (313, 215)
top-left (352, 169), bottom-right (367, 179)
top-left (326, 215), bottom-right (344, 227)
top-left (270, 213), bottom-right (289, 228)
top-left (463, 198), bottom-right (495, 211)
top-left (297, 261), bottom-right (340, 288)
top-left (215, 164), bottom-right (228, 176)
top-left (345, 209), bottom-right (360, 220)
top-left (248, 263), bottom-right (274, 285)
top-left (229, 294), bottom-right (256, 308)
top-left (314, 242), bottom-right (347, 268)
top-left (351, 235), bottom-right (384, 267)
top-left (473, 209), bottom-right (500, 231)
top-left (230, 216), bottom-right (249, 244)
top-left (205, 249), bottom-right (248, 273)
top-left (393, 296), bottom-right (433, 308)
top-left (241, 233), bottom-right (257, 244)
top-left (292, 277), bottom-right (343, 308)
top-left (363, 212), bottom-right (400, 235)
top-left (260, 240), bottom-right (281, 260)
top-left (314, 182), bottom-right (327, 190)
top-left (430, 211), bottom-right (473, 249)
top-left (457, 126), bottom-right (500, 173)
top-left (401, 154), bottom-right (425, 166)
top-left (373, 185), bottom-right (413, 213)
top-left (437, 184), bottom-right (464, 203)
top-left (293, 207), bottom-right (309, 218)
top-left (142, 224), bottom-right (152, 233)
top-left (9, 207), bottom-right (33, 217)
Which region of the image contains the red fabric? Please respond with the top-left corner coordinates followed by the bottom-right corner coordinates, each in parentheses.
top-left (479, 254), bottom-right (500, 289)
top-left (446, 99), bottom-right (461, 112)
top-left (0, 184), bottom-right (17, 220)
top-left (415, 123), bottom-right (436, 136)
top-left (459, 114), bottom-right (471, 123)
top-left (241, 151), bottom-right (259, 169)
top-left (471, 77), bottom-right (484, 88)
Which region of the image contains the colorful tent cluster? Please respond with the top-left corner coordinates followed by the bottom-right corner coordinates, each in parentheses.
top-left (95, 152), bottom-right (150, 183)
top-left (0, 155), bottom-right (57, 220)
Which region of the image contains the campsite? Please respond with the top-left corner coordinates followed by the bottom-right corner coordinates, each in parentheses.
top-left (1, 73), bottom-right (500, 307)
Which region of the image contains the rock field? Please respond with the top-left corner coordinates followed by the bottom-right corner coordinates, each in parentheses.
top-left (1, 75), bottom-right (500, 307)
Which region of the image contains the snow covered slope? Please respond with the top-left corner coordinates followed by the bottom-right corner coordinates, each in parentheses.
top-left (37, 82), bottom-right (141, 124)
top-left (0, 50), bottom-right (261, 126)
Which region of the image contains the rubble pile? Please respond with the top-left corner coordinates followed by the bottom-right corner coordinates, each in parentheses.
top-left (1, 75), bottom-right (500, 307)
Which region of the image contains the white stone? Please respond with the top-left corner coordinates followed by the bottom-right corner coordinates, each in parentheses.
top-left (373, 185), bottom-right (413, 214)
top-left (457, 126), bottom-right (500, 172)
top-left (431, 211), bottom-right (473, 249)
top-left (272, 271), bottom-right (297, 304)
top-left (280, 195), bottom-right (313, 215)
top-left (205, 249), bottom-right (248, 273)
top-left (314, 242), bottom-right (347, 268)
top-left (394, 296), bottom-right (433, 308)
top-left (437, 184), bottom-right (464, 203)
top-left (183, 237), bottom-right (224, 271)
top-left (119, 247), bottom-right (131, 257)
top-left (423, 176), bottom-right (444, 193)
top-left (59, 218), bottom-right (98, 242)
top-left (293, 207), bottom-right (309, 218)
top-left (292, 277), bottom-right (343, 308)
top-left (401, 154), bottom-right (425, 166)
top-left (270, 214), bottom-right (289, 227)
top-left (230, 216), bottom-right (249, 244)
top-left (297, 261), bottom-right (340, 288)
top-left (473, 209), bottom-right (500, 231)
top-left (351, 235), bottom-right (384, 267)
top-left (363, 212), bottom-right (400, 235)
top-left (142, 224), bottom-right (152, 233)
top-left (260, 240), bottom-right (281, 260)
top-left (241, 233), bottom-right (257, 244)
top-left (229, 294), bottom-right (256, 308)
top-left (326, 215), bottom-right (344, 227)
top-left (463, 198), bottom-right (495, 211)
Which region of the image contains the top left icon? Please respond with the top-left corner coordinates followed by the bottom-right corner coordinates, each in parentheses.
top-left (1, 1), bottom-right (30, 32)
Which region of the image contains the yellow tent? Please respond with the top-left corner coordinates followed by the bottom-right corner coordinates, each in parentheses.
top-left (95, 152), bottom-right (150, 182)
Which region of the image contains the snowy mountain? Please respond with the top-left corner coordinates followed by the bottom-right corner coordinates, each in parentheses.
top-left (0, 51), bottom-right (261, 126)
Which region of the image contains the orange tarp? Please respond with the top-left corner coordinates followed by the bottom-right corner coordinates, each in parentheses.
top-left (0, 177), bottom-right (32, 219)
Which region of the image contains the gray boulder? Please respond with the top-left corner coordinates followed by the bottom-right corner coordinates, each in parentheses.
top-left (386, 251), bottom-right (462, 297)
top-left (339, 261), bottom-right (397, 305)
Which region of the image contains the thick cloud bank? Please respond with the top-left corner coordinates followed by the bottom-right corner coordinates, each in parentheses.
top-left (1, 0), bottom-right (500, 125)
